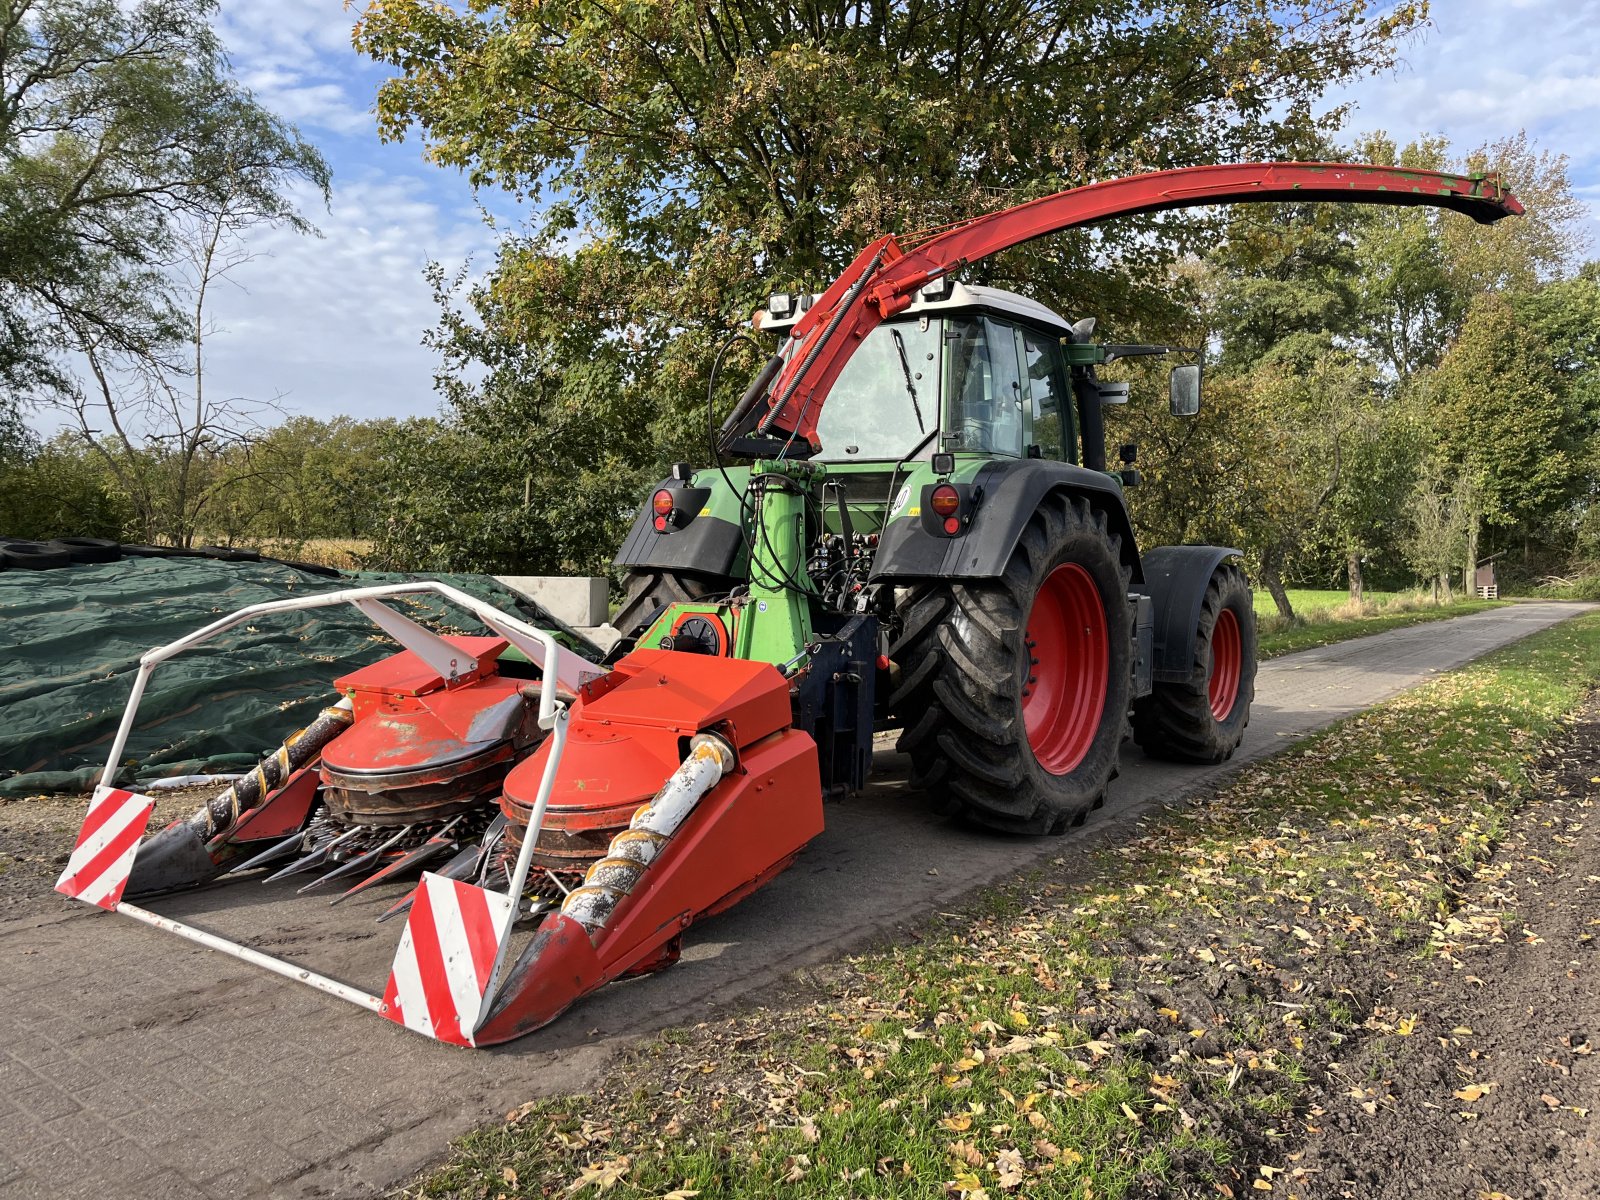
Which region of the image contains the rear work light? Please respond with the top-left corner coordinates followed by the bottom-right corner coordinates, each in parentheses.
top-left (930, 484), bottom-right (961, 517)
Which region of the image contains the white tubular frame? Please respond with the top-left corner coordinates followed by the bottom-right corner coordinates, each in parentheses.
top-left (91, 581), bottom-right (592, 1016)
top-left (98, 581), bottom-right (600, 789)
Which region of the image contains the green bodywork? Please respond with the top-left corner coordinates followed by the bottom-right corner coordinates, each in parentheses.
top-left (632, 304), bottom-right (1118, 672)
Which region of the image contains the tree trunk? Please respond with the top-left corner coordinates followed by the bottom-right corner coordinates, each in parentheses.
top-left (1464, 519), bottom-right (1479, 603)
top-left (1440, 572), bottom-right (1454, 603)
top-left (1259, 544), bottom-right (1296, 622)
top-left (1347, 551), bottom-right (1364, 603)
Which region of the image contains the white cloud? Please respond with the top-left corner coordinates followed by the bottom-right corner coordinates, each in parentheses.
top-left (215, 0), bottom-right (377, 138)
top-left (198, 173), bottom-right (499, 424)
top-left (1325, 0), bottom-right (1600, 241)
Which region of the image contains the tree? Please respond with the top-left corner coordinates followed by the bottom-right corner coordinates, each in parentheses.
top-left (0, 432), bottom-right (130, 538)
top-left (1425, 291), bottom-right (1591, 589)
top-left (60, 138), bottom-right (329, 546)
top-left (1349, 131), bottom-right (1588, 380)
top-left (370, 263), bottom-right (656, 575)
top-left (0, 0), bottom-right (328, 422)
top-left (352, 0), bottom-right (1431, 567)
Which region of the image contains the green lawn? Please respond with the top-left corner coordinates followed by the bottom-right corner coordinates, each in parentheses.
top-left (1252, 588), bottom-right (1400, 619)
top-left (1252, 588), bottom-right (1508, 658)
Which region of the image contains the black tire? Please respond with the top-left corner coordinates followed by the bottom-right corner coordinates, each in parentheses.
top-left (612, 569), bottom-right (730, 639)
top-left (193, 544), bottom-right (260, 562)
top-left (275, 558), bottom-right (342, 578)
top-left (889, 493), bottom-right (1133, 835)
top-left (1133, 563), bottom-right (1256, 763)
top-left (0, 541), bottom-right (73, 570)
top-left (121, 543), bottom-right (179, 557)
top-left (54, 537), bottom-right (122, 564)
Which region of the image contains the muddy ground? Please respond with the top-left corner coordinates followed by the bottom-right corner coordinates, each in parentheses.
top-left (1288, 704), bottom-right (1600, 1200)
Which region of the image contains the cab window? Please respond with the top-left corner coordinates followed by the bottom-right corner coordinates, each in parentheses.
top-left (1019, 327), bottom-right (1074, 463)
top-left (812, 318), bottom-right (940, 461)
top-left (943, 317), bottom-right (1025, 457)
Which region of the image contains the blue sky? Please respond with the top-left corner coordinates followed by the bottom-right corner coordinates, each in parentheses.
top-left (105, 0), bottom-right (1600, 432)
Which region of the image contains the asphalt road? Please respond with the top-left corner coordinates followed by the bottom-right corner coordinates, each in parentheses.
top-left (0, 602), bottom-right (1589, 1199)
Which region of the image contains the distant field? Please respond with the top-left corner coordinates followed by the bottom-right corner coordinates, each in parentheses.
top-left (1254, 587), bottom-right (1399, 618)
top-left (252, 537), bottom-right (372, 570)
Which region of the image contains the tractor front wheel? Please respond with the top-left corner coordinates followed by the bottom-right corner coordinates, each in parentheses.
top-left (1132, 563), bottom-right (1257, 763)
top-left (890, 494), bottom-right (1132, 834)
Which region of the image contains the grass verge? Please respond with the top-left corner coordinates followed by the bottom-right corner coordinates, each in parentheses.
top-left (413, 613), bottom-right (1600, 1200)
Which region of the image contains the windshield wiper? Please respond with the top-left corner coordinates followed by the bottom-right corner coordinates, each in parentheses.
top-left (890, 327), bottom-right (926, 432)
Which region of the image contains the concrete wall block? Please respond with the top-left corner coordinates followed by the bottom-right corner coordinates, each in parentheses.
top-left (494, 575), bottom-right (610, 627)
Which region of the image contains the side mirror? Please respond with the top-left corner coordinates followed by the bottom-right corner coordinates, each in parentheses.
top-left (1169, 363), bottom-right (1202, 416)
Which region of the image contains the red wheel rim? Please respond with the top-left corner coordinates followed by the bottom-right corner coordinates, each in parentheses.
top-left (1208, 607), bottom-right (1242, 720)
top-left (1022, 563), bottom-right (1109, 775)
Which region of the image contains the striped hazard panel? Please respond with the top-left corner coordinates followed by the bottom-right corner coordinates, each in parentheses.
top-left (381, 872), bottom-right (515, 1047)
top-left (55, 786), bottom-right (156, 911)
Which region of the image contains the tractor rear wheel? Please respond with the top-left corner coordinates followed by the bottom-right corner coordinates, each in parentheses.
top-left (1132, 563), bottom-right (1256, 763)
top-left (612, 569), bottom-right (731, 641)
top-left (890, 494), bottom-right (1132, 834)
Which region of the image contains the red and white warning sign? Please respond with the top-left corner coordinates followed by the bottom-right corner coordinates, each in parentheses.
top-left (380, 871), bottom-right (515, 1047)
top-left (54, 785), bottom-right (156, 911)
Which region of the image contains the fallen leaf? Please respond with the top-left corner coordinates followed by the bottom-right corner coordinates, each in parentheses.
top-left (941, 1114), bottom-right (974, 1132)
top-left (1541, 1094), bottom-right (1562, 1110)
top-left (1453, 1084), bottom-right (1495, 1103)
top-left (996, 1148), bottom-right (1026, 1189)
top-left (949, 1141), bottom-right (983, 1168)
top-left (502, 1167), bottom-right (519, 1187)
top-left (565, 1156), bottom-right (631, 1194)
top-left (797, 1116), bottom-right (819, 1143)
top-left (659, 1191), bottom-right (700, 1200)
top-left (950, 1169), bottom-right (983, 1193)
top-left (1034, 1139), bottom-right (1061, 1160)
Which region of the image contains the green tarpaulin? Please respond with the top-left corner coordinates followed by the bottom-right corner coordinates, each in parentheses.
top-left (0, 556), bottom-right (597, 796)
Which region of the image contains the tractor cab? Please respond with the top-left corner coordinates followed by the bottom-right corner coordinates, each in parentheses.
top-left (759, 283), bottom-right (1083, 466)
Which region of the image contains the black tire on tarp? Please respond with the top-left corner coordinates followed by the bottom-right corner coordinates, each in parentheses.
top-left (193, 545), bottom-right (261, 562)
top-left (275, 559), bottom-right (342, 578)
top-left (0, 541), bottom-right (73, 570)
top-left (121, 544), bottom-right (179, 557)
top-left (1132, 563), bottom-right (1257, 763)
top-left (889, 493), bottom-right (1133, 835)
top-left (54, 537), bottom-right (122, 564)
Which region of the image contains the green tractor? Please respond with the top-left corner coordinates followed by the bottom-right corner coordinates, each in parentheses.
top-left (607, 160), bottom-right (1522, 837)
top-left (611, 281), bottom-right (1253, 837)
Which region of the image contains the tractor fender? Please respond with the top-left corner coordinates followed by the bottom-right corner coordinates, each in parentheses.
top-left (613, 475), bottom-right (744, 577)
top-left (1132, 545), bottom-right (1244, 684)
top-left (870, 459), bottom-right (1142, 583)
